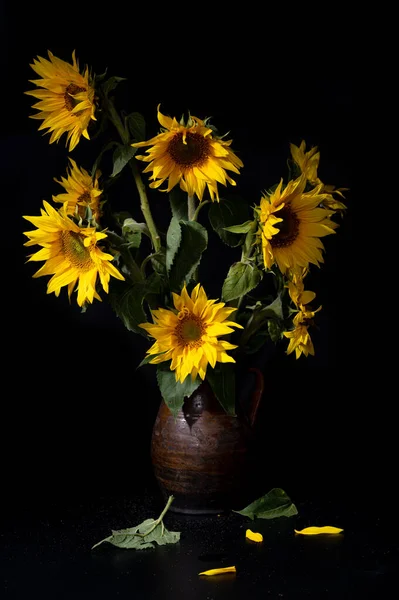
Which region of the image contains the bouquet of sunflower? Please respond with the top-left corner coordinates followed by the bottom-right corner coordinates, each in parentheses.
top-left (23, 51), bottom-right (347, 416)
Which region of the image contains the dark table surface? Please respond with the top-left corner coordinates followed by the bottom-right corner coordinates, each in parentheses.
top-left (1, 484), bottom-right (396, 600)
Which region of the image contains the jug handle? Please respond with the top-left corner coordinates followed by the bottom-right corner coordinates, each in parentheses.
top-left (248, 367), bottom-right (264, 427)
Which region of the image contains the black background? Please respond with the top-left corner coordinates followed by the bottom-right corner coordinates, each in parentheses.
top-left (1, 4), bottom-right (371, 523)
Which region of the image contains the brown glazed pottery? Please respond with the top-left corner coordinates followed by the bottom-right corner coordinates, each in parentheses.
top-left (151, 368), bottom-right (264, 514)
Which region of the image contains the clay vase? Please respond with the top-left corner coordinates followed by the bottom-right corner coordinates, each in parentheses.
top-left (151, 368), bottom-right (264, 514)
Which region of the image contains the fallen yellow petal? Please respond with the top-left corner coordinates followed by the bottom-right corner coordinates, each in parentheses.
top-left (198, 566), bottom-right (236, 576)
top-left (294, 526), bottom-right (344, 535)
top-left (246, 529), bottom-right (263, 543)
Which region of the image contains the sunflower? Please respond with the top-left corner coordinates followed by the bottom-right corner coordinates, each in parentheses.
top-left (290, 140), bottom-right (348, 214)
top-left (287, 268), bottom-right (316, 309)
top-left (139, 284), bottom-right (243, 383)
top-left (53, 158), bottom-right (103, 222)
top-left (132, 105), bottom-right (243, 202)
top-left (23, 201), bottom-right (124, 306)
top-left (256, 175), bottom-right (336, 274)
top-left (26, 50), bottom-right (96, 152)
top-left (284, 306), bottom-right (320, 359)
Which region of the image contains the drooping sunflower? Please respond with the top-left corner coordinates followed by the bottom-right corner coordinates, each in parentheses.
top-left (23, 201), bottom-right (124, 307)
top-left (132, 105), bottom-right (243, 202)
top-left (26, 51), bottom-right (96, 152)
top-left (287, 268), bottom-right (316, 310)
top-left (284, 306), bottom-right (320, 359)
top-left (256, 175), bottom-right (337, 274)
top-left (139, 284), bottom-right (243, 383)
top-left (53, 158), bottom-right (103, 222)
top-left (290, 140), bottom-right (348, 214)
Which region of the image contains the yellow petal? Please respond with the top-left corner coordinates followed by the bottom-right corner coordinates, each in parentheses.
top-left (198, 566), bottom-right (236, 577)
top-left (294, 526), bottom-right (343, 535)
top-left (246, 529), bottom-right (263, 543)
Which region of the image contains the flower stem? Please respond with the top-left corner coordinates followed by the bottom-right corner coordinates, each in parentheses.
top-left (188, 195), bottom-right (196, 221)
top-left (130, 161), bottom-right (161, 252)
top-left (136, 495), bottom-right (175, 538)
top-left (104, 98), bottom-right (161, 252)
top-left (193, 200), bottom-right (210, 222)
top-left (106, 231), bottom-right (143, 282)
top-left (234, 227), bottom-right (256, 311)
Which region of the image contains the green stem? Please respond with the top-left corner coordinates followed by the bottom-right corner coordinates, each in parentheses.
top-left (140, 251), bottom-right (160, 277)
top-left (193, 200), bottom-right (210, 222)
top-left (130, 161), bottom-right (161, 252)
top-left (104, 98), bottom-right (161, 253)
top-left (105, 98), bottom-right (129, 144)
top-left (187, 195), bottom-right (196, 221)
top-left (137, 495), bottom-right (175, 538)
top-left (234, 228), bottom-right (256, 312)
top-left (106, 231), bottom-right (143, 282)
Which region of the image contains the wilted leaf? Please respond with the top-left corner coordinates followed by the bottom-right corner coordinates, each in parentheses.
top-left (233, 488), bottom-right (298, 520)
top-left (92, 496), bottom-right (180, 550)
top-left (294, 526), bottom-right (343, 535)
top-left (199, 566), bottom-right (236, 577)
top-left (246, 529), bottom-right (263, 542)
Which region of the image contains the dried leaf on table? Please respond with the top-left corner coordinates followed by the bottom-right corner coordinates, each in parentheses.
top-left (91, 495), bottom-right (180, 550)
top-left (233, 488), bottom-right (298, 520)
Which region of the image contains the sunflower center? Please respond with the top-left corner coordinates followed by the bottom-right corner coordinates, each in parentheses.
top-left (176, 309), bottom-right (205, 347)
top-left (78, 191), bottom-right (91, 204)
top-left (61, 231), bottom-right (93, 271)
top-left (64, 83), bottom-right (86, 112)
top-left (168, 132), bottom-right (210, 167)
top-left (271, 206), bottom-right (300, 248)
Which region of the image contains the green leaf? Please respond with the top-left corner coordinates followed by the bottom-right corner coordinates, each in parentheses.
top-left (101, 76), bottom-right (127, 96)
top-left (223, 220), bottom-right (255, 234)
top-left (253, 295), bottom-right (284, 322)
top-left (136, 352), bottom-right (166, 369)
top-left (126, 112), bottom-right (146, 142)
top-left (222, 262), bottom-right (262, 302)
top-left (122, 218), bottom-right (150, 248)
top-left (109, 281), bottom-right (151, 336)
top-left (169, 186), bottom-right (188, 221)
top-left (242, 329), bottom-right (269, 354)
top-left (91, 141), bottom-right (119, 177)
top-left (92, 496), bottom-right (180, 551)
top-left (150, 247), bottom-right (167, 277)
top-left (166, 217), bottom-right (182, 274)
top-left (208, 196), bottom-right (250, 247)
top-left (240, 296), bottom-right (284, 350)
top-left (206, 364), bottom-right (236, 415)
top-left (233, 488), bottom-right (298, 520)
top-left (169, 221), bottom-right (208, 291)
top-left (268, 318), bottom-right (283, 343)
top-left (156, 363), bottom-right (201, 417)
top-left (111, 144), bottom-right (137, 177)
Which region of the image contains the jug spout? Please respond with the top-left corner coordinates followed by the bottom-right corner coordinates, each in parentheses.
top-left (248, 367), bottom-right (264, 427)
